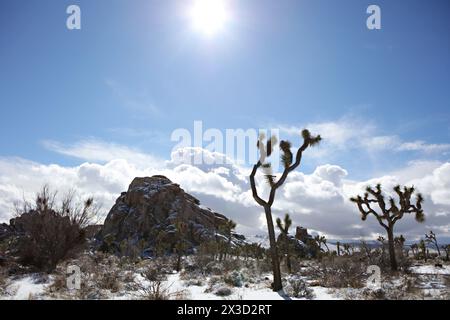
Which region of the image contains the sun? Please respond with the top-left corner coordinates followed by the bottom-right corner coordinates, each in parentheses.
top-left (189, 0), bottom-right (230, 37)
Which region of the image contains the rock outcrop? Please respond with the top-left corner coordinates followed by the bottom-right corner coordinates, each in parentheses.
top-left (276, 225), bottom-right (319, 258)
top-left (99, 176), bottom-right (242, 256)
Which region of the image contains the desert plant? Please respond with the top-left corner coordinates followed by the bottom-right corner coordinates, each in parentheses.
top-left (306, 256), bottom-right (365, 288)
top-left (336, 241), bottom-right (341, 256)
top-left (286, 276), bottom-right (314, 299)
top-left (314, 235), bottom-right (330, 253)
top-left (218, 219), bottom-right (236, 261)
top-left (425, 230), bottom-right (441, 257)
top-left (350, 184), bottom-right (425, 271)
top-left (11, 186), bottom-right (96, 272)
top-left (276, 213), bottom-right (293, 273)
top-left (250, 129), bottom-right (321, 291)
top-left (442, 245), bottom-right (450, 261)
top-left (173, 220), bottom-right (189, 272)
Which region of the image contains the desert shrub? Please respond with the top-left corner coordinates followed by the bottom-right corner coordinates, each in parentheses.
top-left (306, 256), bottom-right (366, 288)
top-left (97, 272), bottom-right (121, 293)
top-left (141, 267), bottom-right (167, 282)
top-left (136, 280), bottom-right (188, 300)
top-left (285, 276), bottom-right (314, 299)
top-left (11, 186), bottom-right (98, 272)
top-left (224, 270), bottom-right (245, 287)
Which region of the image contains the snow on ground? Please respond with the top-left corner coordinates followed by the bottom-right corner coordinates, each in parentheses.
top-left (2, 274), bottom-right (50, 300)
top-left (160, 273), bottom-right (338, 300)
top-left (410, 265), bottom-right (450, 275)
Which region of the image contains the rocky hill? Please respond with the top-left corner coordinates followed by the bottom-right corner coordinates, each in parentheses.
top-left (98, 175), bottom-right (245, 256)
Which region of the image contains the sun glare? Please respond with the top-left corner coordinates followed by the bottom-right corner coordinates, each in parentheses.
top-left (189, 0), bottom-right (230, 37)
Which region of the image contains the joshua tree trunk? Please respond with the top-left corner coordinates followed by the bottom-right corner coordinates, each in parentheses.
top-left (387, 227), bottom-right (398, 271)
top-left (264, 205), bottom-right (282, 291)
top-left (176, 254), bottom-right (182, 272)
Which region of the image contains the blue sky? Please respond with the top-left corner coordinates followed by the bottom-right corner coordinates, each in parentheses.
top-left (1, 0), bottom-right (450, 240)
top-left (1, 0), bottom-right (449, 178)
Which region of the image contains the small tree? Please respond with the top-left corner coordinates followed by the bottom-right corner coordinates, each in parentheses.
top-left (276, 214), bottom-right (293, 273)
top-left (224, 220), bottom-right (236, 260)
top-left (419, 239), bottom-right (427, 261)
top-left (350, 184), bottom-right (425, 271)
top-left (250, 130), bottom-right (321, 291)
top-left (174, 220), bottom-right (188, 272)
top-left (314, 235), bottom-right (330, 253)
top-left (425, 230), bottom-right (441, 257)
top-left (12, 186), bottom-right (96, 272)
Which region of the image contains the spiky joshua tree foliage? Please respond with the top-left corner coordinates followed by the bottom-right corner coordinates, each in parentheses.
top-left (350, 184), bottom-right (425, 271)
top-left (250, 129), bottom-right (321, 291)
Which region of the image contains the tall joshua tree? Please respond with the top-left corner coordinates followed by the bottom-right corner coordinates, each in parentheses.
top-left (276, 214), bottom-right (293, 273)
top-left (350, 184), bottom-right (425, 271)
top-left (250, 129), bottom-right (321, 291)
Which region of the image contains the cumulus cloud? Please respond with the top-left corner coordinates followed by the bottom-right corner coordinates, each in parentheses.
top-left (0, 145), bottom-right (449, 243)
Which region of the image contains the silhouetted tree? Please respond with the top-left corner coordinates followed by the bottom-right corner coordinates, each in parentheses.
top-left (350, 184), bottom-right (425, 271)
top-left (250, 129), bottom-right (321, 291)
top-left (425, 230), bottom-right (441, 257)
top-left (276, 214), bottom-right (293, 273)
top-left (314, 235), bottom-right (330, 253)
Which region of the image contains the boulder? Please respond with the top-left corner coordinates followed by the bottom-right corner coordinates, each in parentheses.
top-left (99, 176), bottom-right (242, 255)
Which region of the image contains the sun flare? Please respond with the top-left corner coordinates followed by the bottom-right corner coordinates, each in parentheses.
top-left (189, 0), bottom-right (230, 36)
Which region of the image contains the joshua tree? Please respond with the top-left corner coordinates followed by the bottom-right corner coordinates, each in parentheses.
top-left (425, 230), bottom-right (441, 257)
top-left (350, 184), bottom-right (425, 271)
top-left (276, 214), bottom-right (293, 273)
top-left (419, 239), bottom-right (427, 261)
top-left (343, 243), bottom-right (353, 255)
top-left (220, 219), bottom-right (237, 260)
top-left (250, 129), bottom-right (321, 291)
top-left (314, 235), bottom-right (330, 253)
top-left (174, 220), bottom-right (188, 272)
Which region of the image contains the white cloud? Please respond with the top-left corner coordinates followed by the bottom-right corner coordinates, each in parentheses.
top-left (278, 117), bottom-right (450, 158)
top-left (41, 139), bottom-right (163, 169)
top-left (1, 144), bottom-right (449, 242)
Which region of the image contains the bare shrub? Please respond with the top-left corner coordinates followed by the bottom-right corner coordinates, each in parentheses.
top-left (12, 186), bottom-right (99, 272)
top-left (135, 280), bottom-right (187, 300)
top-left (306, 256), bottom-right (366, 288)
top-left (285, 276), bottom-right (314, 299)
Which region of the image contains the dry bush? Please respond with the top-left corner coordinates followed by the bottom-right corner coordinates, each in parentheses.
top-left (306, 256), bottom-right (366, 288)
top-left (12, 186), bottom-right (99, 272)
top-left (284, 276), bottom-right (314, 299)
top-left (135, 280), bottom-right (189, 300)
